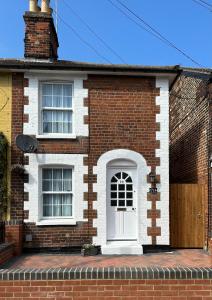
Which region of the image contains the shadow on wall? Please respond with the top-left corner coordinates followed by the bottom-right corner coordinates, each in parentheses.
top-left (170, 119), bottom-right (205, 184)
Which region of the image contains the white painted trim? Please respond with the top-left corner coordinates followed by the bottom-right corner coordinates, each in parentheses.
top-left (155, 77), bottom-right (170, 245)
top-left (24, 73), bottom-right (88, 137)
top-left (93, 149), bottom-right (151, 249)
top-left (36, 134), bottom-right (77, 139)
top-left (24, 154), bottom-right (88, 224)
top-left (36, 220), bottom-right (77, 226)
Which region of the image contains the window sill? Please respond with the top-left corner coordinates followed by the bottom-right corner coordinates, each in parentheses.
top-left (36, 134), bottom-right (77, 140)
top-left (36, 219), bottom-right (77, 226)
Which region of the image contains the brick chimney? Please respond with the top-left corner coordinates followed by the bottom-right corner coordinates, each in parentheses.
top-left (24, 0), bottom-right (59, 60)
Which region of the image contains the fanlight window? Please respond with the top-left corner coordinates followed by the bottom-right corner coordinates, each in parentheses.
top-left (110, 172), bottom-right (133, 207)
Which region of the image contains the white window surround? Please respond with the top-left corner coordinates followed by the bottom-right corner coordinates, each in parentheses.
top-left (24, 73), bottom-right (88, 138)
top-left (92, 149), bottom-right (152, 247)
top-left (24, 154), bottom-right (88, 226)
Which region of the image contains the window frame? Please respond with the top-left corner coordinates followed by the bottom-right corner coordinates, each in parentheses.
top-left (40, 166), bottom-right (75, 220)
top-left (39, 81), bottom-right (75, 137)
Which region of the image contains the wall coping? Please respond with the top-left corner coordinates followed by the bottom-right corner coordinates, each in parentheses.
top-left (0, 267), bottom-right (211, 280)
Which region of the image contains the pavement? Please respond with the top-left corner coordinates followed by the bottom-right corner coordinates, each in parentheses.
top-left (1, 249), bottom-right (211, 269)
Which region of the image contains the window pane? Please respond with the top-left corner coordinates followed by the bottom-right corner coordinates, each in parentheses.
top-left (53, 169), bottom-right (62, 191)
top-left (126, 200), bottom-right (133, 207)
top-left (63, 85), bottom-right (72, 96)
top-left (53, 84), bottom-right (62, 96)
top-left (122, 172), bottom-right (128, 179)
top-left (43, 111), bottom-right (52, 121)
top-left (43, 180), bottom-right (52, 191)
top-left (118, 192), bottom-right (125, 199)
top-left (52, 111), bottom-right (63, 133)
top-left (42, 84), bottom-right (52, 96)
top-left (63, 169), bottom-right (72, 191)
top-left (127, 184), bottom-right (133, 191)
top-left (126, 177), bottom-right (132, 183)
top-left (53, 111), bottom-right (63, 122)
top-left (119, 200), bottom-right (125, 206)
top-left (52, 122), bottom-right (63, 133)
top-left (63, 122), bottom-right (72, 134)
top-left (63, 194), bottom-right (72, 204)
top-left (43, 194), bottom-right (52, 217)
top-left (43, 95), bottom-right (52, 107)
top-left (62, 194), bottom-right (72, 216)
top-left (64, 111), bottom-right (72, 122)
top-left (111, 184), bottom-right (117, 191)
top-left (111, 192), bottom-right (117, 199)
top-left (53, 194), bottom-right (62, 216)
top-left (53, 169), bottom-right (62, 179)
top-left (116, 173), bottom-right (121, 179)
top-left (111, 176), bottom-right (117, 183)
top-left (63, 96), bottom-right (72, 108)
top-left (43, 169), bottom-right (52, 180)
top-left (119, 184), bottom-right (125, 191)
top-left (53, 95), bottom-right (62, 107)
top-left (43, 194), bottom-right (52, 205)
top-left (127, 192), bottom-right (133, 199)
top-left (62, 205), bottom-right (72, 216)
top-left (43, 122), bottom-right (52, 133)
top-left (111, 200), bottom-right (117, 206)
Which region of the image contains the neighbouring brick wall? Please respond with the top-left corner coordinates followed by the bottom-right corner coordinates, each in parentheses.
top-left (0, 243), bottom-right (14, 266)
top-left (170, 71), bottom-right (210, 243)
top-left (170, 71), bottom-right (209, 184)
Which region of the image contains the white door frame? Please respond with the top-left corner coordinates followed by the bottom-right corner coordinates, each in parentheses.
top-left (93, 149), bottom-right (152, 247)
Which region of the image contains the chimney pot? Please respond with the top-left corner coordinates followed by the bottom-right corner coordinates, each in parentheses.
top-left (41, 0), bottom-right (51, 14)
top-left (29, 0), bottom-right (38, 12)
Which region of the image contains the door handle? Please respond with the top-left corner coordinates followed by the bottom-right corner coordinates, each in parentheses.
top-left (132, 208), bottom-right (136, 211)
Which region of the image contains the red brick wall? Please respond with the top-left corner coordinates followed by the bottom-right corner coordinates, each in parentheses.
top-left (0, 279), bottom-right (212, 299)
top-left (85, 75), bottom-right (161, 245)
top-left (5, 223), bottom-right (23, 256)
top-left (10, 73), bottom-right (25, 221)
top-left (24, 12), bottom-right (58, 60)
top-left (12, 74), bottom-right (161, 249)
top-left (0, 243), bottom-right (14, 266)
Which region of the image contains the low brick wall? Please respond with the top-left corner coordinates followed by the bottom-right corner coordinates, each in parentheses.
top-left (0, 243), bottom-right (14, 266)
top-left (0, 267), bottom-right (212, 299)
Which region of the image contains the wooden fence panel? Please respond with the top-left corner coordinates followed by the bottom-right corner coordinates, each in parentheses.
top-left (170, 184), bottom-right (206, 248)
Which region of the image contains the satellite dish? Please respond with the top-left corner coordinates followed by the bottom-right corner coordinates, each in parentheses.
top-left (16, 135), bottom-right (38, 153)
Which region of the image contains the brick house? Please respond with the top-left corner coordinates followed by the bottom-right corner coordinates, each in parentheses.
top-left (0, 0), bottom-right (182, 255)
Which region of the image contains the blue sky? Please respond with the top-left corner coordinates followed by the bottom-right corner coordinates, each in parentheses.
top-left (0, 0), bottom-right (211, 68)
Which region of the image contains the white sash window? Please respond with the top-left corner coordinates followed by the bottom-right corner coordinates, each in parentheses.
top-left (42, 168), bottom-right (73, 218)
top-left (41, 83), bottom-right (73, 134)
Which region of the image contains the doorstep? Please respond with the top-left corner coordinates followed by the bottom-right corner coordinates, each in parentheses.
top-left (101, 241), bottom-right (143, 255)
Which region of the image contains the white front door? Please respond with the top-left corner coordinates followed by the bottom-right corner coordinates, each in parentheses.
top-left (107, 168), bottom-right (137, 241)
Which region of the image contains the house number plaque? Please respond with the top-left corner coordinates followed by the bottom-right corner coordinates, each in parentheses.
top-left (149, 187), bottom-right (157, 194)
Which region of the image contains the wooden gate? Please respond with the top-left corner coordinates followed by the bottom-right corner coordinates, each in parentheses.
top-left (170, 184), bottom-right (206, 248)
